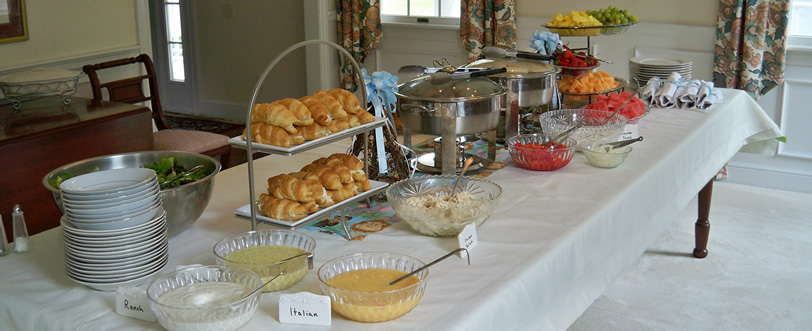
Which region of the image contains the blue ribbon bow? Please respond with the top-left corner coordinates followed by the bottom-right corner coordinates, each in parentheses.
top-left (530, 30), bottom-right (562, 56)
top-left (362, 68), bottom-right (399, 110)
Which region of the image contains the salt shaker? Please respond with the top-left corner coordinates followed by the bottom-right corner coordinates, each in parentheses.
top-left (12, 205), bottom-right (31, 253)
top-left (0, 215), bottom-right (10, 256)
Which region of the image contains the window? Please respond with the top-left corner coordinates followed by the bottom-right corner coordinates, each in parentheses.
top-left (165, 0), bottom-right (185, 81)
top-left (788, 0), bottom-right (812, 48)
top-left (381, 0), bottom-right (460, 25)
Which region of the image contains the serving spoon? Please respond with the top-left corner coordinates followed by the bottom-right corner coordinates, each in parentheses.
top-left (389, 248), bottom-right (471, 285)
top-left (451, 157), bottom-right (475, 198)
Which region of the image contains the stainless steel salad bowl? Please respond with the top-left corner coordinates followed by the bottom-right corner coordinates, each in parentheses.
top-left (43, 151), bottom-right (220, 238)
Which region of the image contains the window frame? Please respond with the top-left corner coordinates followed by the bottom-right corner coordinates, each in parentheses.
top-left (787, 0), bottom-right (812, 50)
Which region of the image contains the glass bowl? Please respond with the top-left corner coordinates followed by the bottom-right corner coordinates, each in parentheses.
top-left (146, 265), bottom-right (263, 331)
top-left (318, 252), bottom-right (428, 323)
top-left (386, 175), bottom-right (502, 237)
top-left (213, 230), bottom-right (315, 292)
top-left (580, 142), bottom-right (633, 168)
top-left (507, 134), bottom-right (577, 171)
top-left (539, 109), bottom-right (627, 147)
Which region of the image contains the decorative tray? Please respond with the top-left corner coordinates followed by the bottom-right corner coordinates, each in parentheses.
top-left (541, 22), bottom-right (637, 36)
top-left (229, 116), bottom-right (388, 156)
top-left (0, 68), bottom-right (82, 109)
top-left (233, 180), bottom-right (389, 228)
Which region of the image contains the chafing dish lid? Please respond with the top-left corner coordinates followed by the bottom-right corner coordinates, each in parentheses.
top-left (396, 76), bottom-right (506, 102)
top-left (466, 58), bottom-right (557, 78)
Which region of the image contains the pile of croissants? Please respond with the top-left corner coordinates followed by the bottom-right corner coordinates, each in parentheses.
top-left (259, 153), bottom-right (371, 221)
top-left (243, 88), bottom-right (377, 148)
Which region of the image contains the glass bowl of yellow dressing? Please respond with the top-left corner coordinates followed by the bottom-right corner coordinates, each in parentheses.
top-left (213, 230), bottom-right (315, 292)
top-left (318, 252), bottom-right (428, 323)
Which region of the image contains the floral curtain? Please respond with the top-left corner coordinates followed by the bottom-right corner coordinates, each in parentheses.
top-left (712, 0), bottom-right (790, 100)
top-left (460, 0), bottom-right (517, 62)
top-left (336, 0), bottom-right (383, 91)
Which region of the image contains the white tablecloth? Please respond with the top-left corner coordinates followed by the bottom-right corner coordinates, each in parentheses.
top-left (0, 89), bottom-right (782, 330)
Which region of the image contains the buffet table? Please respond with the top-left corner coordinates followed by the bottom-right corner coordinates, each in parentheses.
top-left (0, 89), bottom-right (781, 330)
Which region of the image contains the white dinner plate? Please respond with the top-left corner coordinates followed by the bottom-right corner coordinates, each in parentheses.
top-left (630, 56), bottom-right (692, 67)
top-left (66, 194), bottom-right (159, 217)
top-left (64, 233), bottom-right (166, 260)
top-left (67, 255), bottom-right (168, 278)
top-left (65, 259), bottom-right (166, 292)
top-left (65, 243), bottom-right (168, 270)
top-left (64, 228), bottom-right (166, 253)
top-left (63, 223), bottom-right (166, 248)
top-left (67, 206), bottom-right (165, 231)
top-left (59, 168), bottom-right (157, 195)
top-left (233, 180), bottom-right (389, 227)
top-left (61, 210), bottom-right (166, 237)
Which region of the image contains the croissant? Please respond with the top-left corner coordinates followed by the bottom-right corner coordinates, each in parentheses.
top-left (327, 88), bottom-right (363, 115)
top-left (355, 177), bottom-right (372, 192)
top-left (313, 90), bottom-right (348, 119)
top-left (279, 98), bottom-right (313, 127)
top-left (347, 114), bottom-right (361, 128)
top-left (243, 123), bottom-right (291, 148)
top-left (251, 102), bottom-right (298, 133)
top-left (289, 128), bottom-right (305, 145)
top-left (258, 194), bottom-right (309, 221)
top-left (326, 183), bottom-right (358, 203)
top-left (267, 174), bottom-right (314, 202)
top-left (328, 154), bottom-right (367, 182)
top-left (290, 171), bottom-right (335, 208)
top-left (301, 163), bottom-right (342, 190)
top-left (355, 110), bottom-right (376, 124)
top-left (313, 157), bottom-right (353, 184)
top-left (300, 122), bottom-right (330, 141)
top-left (299, 96), bottom-right (332, 126)
top-left (329, 118), bottom-right (350, 133)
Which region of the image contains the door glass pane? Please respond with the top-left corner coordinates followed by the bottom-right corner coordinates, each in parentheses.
top-left (169, 43), bottom-right (185, 82)
top-left (789, 0), bottom-right (812, 36)
top-left (166, 3), bottom-right (182, 43)
top-left (410, 0), bottom-right (438, 17)
top-left (382, 0), bottom-right (408, 16)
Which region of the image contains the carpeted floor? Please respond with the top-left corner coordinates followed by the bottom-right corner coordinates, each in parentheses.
top-left (569, 181), bottom-right (812, 330)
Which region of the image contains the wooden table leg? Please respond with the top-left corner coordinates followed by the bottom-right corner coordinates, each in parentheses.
top-left (693, 179), bottom-right (713, 258)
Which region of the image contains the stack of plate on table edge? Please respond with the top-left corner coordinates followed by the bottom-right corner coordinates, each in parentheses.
top-left (629, 55), bottom-right (693, 88)
top-left (58, 168), bottom-right (168, 291)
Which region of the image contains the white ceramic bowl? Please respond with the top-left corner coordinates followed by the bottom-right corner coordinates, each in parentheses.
top-left (64, 190), bottom-right (159, 216)
top-left (68, 205), bottom-right (164, 231)
top-left (60, 210), bottom-right (166, 237)
top-left (62, 181), bottom-right (159, 206)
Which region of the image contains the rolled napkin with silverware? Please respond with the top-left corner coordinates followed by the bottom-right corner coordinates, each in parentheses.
top-left (640, 77), bottom-right (661, 105)
top-left (698, 87), bottom-right (724, 110)
top-left (655, 72), bottom-right (681, 108)
top-left (675, 79), bottom-right (702, 109)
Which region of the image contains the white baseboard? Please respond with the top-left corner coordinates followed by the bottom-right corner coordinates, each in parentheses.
top-left (726, 163), bottom-right (812, 194)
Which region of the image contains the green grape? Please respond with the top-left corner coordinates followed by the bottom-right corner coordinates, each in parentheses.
top-left (622, 9), bottom-right (630, 16)
top-left (629, 15), bottom-right (638, 22)
top-left (621, 17), bottom-right (629, 24)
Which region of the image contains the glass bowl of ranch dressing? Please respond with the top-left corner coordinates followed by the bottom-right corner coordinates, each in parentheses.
top-left (147, 265), bottom-right (263, 331)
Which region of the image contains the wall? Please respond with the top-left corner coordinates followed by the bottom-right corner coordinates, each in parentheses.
top-left (517, 0), bottom-right (717, 27)
top-left (0, 1), bottom-right (147, 98)
top-left (193, 0), bottom-right (307, 121)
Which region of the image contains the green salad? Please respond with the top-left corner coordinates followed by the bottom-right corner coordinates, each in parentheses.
top-left (144, 157), bottom-right (208, 189)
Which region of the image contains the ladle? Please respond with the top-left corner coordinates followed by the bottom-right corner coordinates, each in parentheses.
top-left (159, 164), bottom-right (204, 189)
top-left (429, 67), bottom-right (507, 85)
top-left (389, 248), bottom-right (471, 285)
top-left (451, 157), bottom-right (474, 198)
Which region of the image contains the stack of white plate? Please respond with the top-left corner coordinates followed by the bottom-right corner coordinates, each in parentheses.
top-left (629, 56), bottom-right (693, 86)
top-left (59, 168), bottom-right (168, 291)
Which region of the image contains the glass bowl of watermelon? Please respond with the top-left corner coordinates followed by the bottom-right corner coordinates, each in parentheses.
top-left (584, 91), bottom-right (649, 124)
top-left (539, 109), bottom-right (627, 148)
top-left (507, 133), bottom-right (577, 171)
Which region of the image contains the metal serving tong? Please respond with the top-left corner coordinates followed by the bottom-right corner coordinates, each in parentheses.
top-left (599, 136), bottom-right (644, 152)
top-left (429, 67), bottom-right (507, 85)
top-left (482, 46), bottom-right (555, 61)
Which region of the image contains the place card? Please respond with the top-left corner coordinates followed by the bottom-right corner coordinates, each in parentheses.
top-left (115, 286), bottom-right (156, 322)
top-left (279, 292), bottom-right (331, 326)
top-left (457, 223), bottom-right (478, 258)
top-left (620, 124), bottom-right (639, 140)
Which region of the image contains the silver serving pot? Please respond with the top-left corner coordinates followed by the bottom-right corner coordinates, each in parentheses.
top-left (395, 76), bottom-right (506, 136)
top-left (42, 151), bottom-right (220, 238)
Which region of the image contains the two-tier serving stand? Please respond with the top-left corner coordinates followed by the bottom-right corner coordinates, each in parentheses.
top-left (229, 40), bottom-right (390, 241)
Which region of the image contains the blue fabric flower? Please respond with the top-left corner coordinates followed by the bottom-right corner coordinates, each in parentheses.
top-left (530, 30), bottom-right (562, 56)
top-left (362, 68), bottom-right (398, 109)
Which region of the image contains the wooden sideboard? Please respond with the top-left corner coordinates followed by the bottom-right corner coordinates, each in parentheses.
top-left (0, 97), bottom-right (153, 242)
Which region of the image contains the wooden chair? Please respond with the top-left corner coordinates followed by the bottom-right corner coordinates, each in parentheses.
top-left (82, 54), bottom-right (232, 168)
